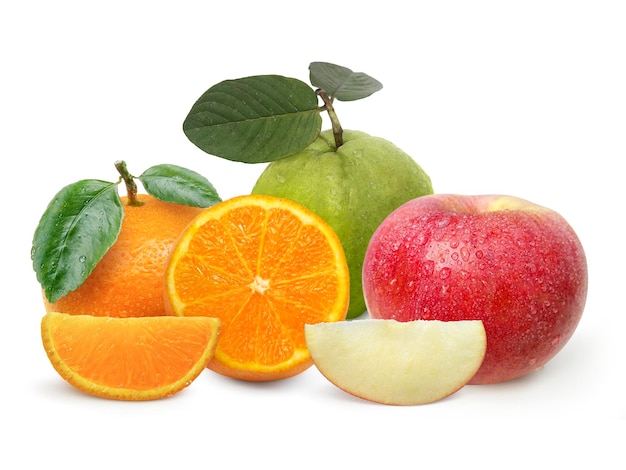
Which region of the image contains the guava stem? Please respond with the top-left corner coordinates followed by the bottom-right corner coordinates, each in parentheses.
top-left (114, 160), bottom-right (143, 206)
top-left (317, 89), bottom-right (343, 148)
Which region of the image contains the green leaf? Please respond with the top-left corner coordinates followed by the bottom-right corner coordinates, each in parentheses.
top-left (31, 180), bottom-right (123, 303)
top-left (183, 75), bottom-right (322, 163)
top-left (309, 62), bottom-right (383, 101)
top-left (139, 164), bottom-right (222, 208)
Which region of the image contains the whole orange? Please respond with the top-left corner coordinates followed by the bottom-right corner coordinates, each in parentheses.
top-left (44, 194), bottom-right (204, 317)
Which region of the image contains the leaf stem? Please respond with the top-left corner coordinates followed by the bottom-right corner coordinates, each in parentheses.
top-left (114, 160), bottom-right (143, 206)
top-left (316, 89), bottom-right (343, 148)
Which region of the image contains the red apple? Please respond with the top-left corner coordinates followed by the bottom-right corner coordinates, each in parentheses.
top-left (362, 194), bottom-right (588, 384)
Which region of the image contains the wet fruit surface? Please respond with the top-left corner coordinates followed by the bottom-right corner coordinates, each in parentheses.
top-left (363, 194), bottom-right (588, 384)
top-left (44, 194), bottom-right (204, 317)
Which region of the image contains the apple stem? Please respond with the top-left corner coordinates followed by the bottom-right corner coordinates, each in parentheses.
top-left (317, 89), bottom-right (343, 148)
top-left (114, 160), bottom-right (143, 206)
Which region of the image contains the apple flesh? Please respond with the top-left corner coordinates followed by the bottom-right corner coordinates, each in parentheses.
top-left (305, 319), bottom-right (486, 405)
top-left (362, 194), bottom-right (588, 384)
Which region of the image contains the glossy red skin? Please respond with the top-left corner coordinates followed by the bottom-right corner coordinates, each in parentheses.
top-left (363, 194), bottom-right (588, 384)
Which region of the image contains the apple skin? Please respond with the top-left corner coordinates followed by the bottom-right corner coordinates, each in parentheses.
top-left (362, 194), bottom-right (588, 384)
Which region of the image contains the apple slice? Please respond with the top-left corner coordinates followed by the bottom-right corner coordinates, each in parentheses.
top-left (305, 319), bottom-right (486, 405)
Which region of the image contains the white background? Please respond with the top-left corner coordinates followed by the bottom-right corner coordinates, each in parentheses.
top-left (2, 0), bottom-right (624, 468)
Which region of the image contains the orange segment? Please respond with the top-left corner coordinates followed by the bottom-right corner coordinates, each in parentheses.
top-left (164, 194), bottom-right (350, 381)
top-left (41, 312), bottom-right (221, 400)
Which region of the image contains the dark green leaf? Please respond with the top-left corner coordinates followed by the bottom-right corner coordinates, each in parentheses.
top-left (183, 75), bottom-right (322, 163)
top-left (31, 180), bottom-right (122, 303)
top-left (309, 62), bottom-right (383, 101)
top-left (139, 164), bottom-right (222, 208)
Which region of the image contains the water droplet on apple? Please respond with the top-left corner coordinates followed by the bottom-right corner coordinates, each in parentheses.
top-left (475, 250), bottom-right (484, 259)
top-left (416, 233), bottom-right (429, 246)
top-left (79, 255), bottom-right (86, 263)
top-left (436, 215), bottom-right (451, 228)
top-left (439, 267), bottom-right (451, 279)
top-left (460, 246), bottom-right (470, 262)
top-left (422, 261), bottom-right (435, 276)
top-left (451, 252), bottom-right (459, 261)
top-left (449, 240), bottom-right (459, 249)
top-left (552, 335), bottom-right (561, 346)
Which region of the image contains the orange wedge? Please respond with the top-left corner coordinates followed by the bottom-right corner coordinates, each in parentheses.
top-left (41, 312), bottom-right (221, 400)
top-left (164, 194), bottom-right (350, 381)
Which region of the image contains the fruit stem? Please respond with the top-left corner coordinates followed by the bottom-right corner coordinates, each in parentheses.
top-left (317, 89), bottom-right (343, 148)
top-left (114, 160), bottom-right (143, 206)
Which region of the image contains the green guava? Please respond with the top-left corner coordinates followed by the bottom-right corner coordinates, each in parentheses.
top-left (251, 129), bottom-right (434, 319)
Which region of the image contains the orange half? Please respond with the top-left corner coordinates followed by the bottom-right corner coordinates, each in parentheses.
top-left (164, 194), bottom-right (350, 381)
top-left (41, 312), bottom-right (221, 400)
